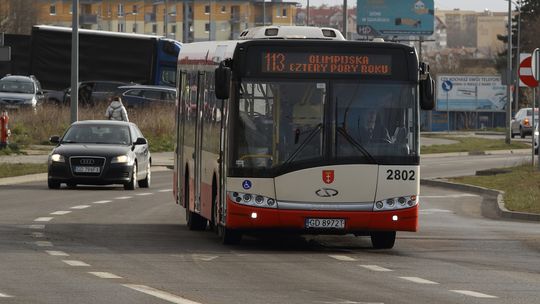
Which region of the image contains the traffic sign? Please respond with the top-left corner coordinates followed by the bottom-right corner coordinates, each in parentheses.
top-left (519, 54), bottom-right (539, 88)
top-left (441, 80), bottom-right (453, 92)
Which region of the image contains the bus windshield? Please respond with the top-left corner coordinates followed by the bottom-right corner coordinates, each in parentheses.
top-left (230, 80), bottom-right (418, 176)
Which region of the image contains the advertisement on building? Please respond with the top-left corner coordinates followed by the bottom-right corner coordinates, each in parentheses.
top-left (356, 0), bottom-right (434, 36)
top-left (436, 75), bottom-right (506, 112)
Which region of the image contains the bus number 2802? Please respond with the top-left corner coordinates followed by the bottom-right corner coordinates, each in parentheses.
top-left (386, 170), bottom-right (415, 181)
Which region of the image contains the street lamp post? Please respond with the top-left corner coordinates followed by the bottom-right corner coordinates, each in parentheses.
top-left (506, 0), bottom-right (512, 144)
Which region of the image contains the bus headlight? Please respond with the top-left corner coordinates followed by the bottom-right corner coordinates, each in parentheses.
top-left (228, 191), bottom-right (278, 209)
top-left (373, 195), bottom-right (417, 211)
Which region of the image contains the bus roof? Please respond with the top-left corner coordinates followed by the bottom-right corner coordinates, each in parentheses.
top-left (33, 25), bottom-right (172, 41)
top-left (238, 26), bottom-right (345, 40)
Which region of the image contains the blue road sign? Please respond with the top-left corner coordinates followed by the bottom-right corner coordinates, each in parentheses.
top-left (441, 80), bottom-right (453, 92)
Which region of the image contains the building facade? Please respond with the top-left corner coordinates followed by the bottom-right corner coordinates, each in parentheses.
top-left (7, 0), bottom-right (298, 42)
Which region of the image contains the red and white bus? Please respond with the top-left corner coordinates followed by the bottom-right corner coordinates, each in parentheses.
top-left (173, 26), bottom-right (434, 248)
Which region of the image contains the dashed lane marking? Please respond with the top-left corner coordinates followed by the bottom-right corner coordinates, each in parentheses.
top-left (89, 272), bottom-right (123, 279)
top-left (192, 254), bottom-right (219, 261)
top-left (123, 284), bottom-right (202, 304)
top-left (31, 232), bottom-right (44, 238)
top-left (329, 255), bottom-right (357, 261)
top-left (136, 193), bottom-right (153, 196)
top-left (0, 292), bottom-right (13, 298)
top-left (29, 224), bottom-right (45, 229)
top-left (34, 217), bottom-right (53, 222)
top-left (359, 265), bottom-right (393, 272)
top-left (46, 250), bottom-right (69, 257)
top-left (158, 189), bottom-right (173, 192)
top-left (450, 290), bottom-right (498, 298)
top-left (399, 277), bottom-right (439, 284)
top-left (92, 200), bottom-right (112, 204)
top-left (35, 241), bottom-right (53, 247)
top-left (50, 211), bottom-right (72, 215)
top-left (63, 260), bottom-right (90, 267)
top-left (71, 205), bottom-right (91, 209)
top-left (115, 196), bottom-right (132, 200)
top-left (420, 194), bottom-right (478, 198)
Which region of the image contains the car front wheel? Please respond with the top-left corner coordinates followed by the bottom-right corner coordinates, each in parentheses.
top-left (48, 179), bottom-right (61, 189)
top-left (124, 163), bottom-right (137, 190)
top-left (138, 162), bottom-right (151, 188)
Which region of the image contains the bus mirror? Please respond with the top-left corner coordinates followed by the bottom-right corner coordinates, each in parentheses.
top-left (215, 65), bottom-right (231, 100)
top-left (420, 74), bottom-right (435, 111)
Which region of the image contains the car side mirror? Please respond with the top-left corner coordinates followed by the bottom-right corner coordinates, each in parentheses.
top-left (134, 137), bottom-right (147, 145)
top-left (49, 135), bottom-right (60, 144)
top-left (215, 61), bottom-right (231, 100)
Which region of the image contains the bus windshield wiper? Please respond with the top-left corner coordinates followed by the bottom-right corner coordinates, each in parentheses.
top-left (337, 127), bottom-right (377, 164)
top-left (283, 123), bottom-right (322, 166)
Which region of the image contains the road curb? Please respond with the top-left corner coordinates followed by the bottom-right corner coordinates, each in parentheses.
top-left (421, 179), bottom-right (540, 222)
top-left (421, 149), bottom-right (531, 158)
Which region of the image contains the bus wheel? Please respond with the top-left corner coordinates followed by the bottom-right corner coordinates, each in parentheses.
top-left (370, 231), bottom-right (396, 249)
top-left (218, 225), bottom-right (242, 245)
top-left (186, 208), bottom-right (207, 231)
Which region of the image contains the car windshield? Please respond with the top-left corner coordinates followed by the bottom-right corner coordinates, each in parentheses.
top-left (62, 125), bottom-right (131, 145)
top-left (0, 80), bottom-right (35, 94)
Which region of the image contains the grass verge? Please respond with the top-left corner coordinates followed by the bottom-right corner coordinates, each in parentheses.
top-left (450, 164), bottom-right (540, 214)
top-left (0, 163), bottom-right (48, 178)
top-left (422, 136), bottom-right (530, 154)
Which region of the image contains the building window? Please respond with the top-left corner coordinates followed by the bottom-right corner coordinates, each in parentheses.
top-left (118, 3), bottom-right (124, 17)
top-left (49, 4), bottom-right (56, 15)
top-left (221, 6), bottom-right (226, 13)
top-left (276, 6), bottom-right (281, 17)
top-left (172, 25), bottom-right (177, 33)
top-left (205, 23), bottom-right (210, 32)
top-left (152, 24), bottom-right (157, 34)
top-left (205, 5), bottom-right (210, 14)
top-left (282, 8), bottom-right (287, 17)
top-left (132, 5), bottom-right (138, 14)
top-left (132, 23), bottom-right (137, 33)
top-left (118, 23), bottom-right (125, 32)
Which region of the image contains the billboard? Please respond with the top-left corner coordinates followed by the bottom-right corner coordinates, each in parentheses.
top-left (436, 75), bottom-right (506, 112)
top-left (357, 0), bottom-right (434, 36)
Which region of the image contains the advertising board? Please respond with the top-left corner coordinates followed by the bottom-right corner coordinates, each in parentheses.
top-left (356, 0), bottom-right (434, 36)
top-left (436, 75), bottom-right (506, 112)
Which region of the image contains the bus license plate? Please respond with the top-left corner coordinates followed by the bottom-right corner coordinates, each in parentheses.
top-left (305, 218), bottom-right (345, 229)
top-left (74, 166), bottom-right (100, 173)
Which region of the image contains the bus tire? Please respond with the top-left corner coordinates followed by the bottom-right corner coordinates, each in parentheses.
top-left (370, 231), bottom-right (396, 249)
top-left (218, 225), bottom-right (242, 245)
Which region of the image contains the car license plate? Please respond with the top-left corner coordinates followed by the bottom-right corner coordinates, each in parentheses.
top-left (74, 166), bottom-right (100, 173)
top-left (305, 218), bottom-right (345, 229)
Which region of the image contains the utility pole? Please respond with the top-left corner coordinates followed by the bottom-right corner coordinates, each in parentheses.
top-left (71, 0), bottom-right (79, 123)
top-left (506, 0), bottom-right (512, 144)
top-left (514, 0), bottom-right (521, 114)
top-left (306, 0), bottom-right (310, 26)
top-left (263, 0), bottom-right (266, 26)
top-left (342, 0), bottom-right (347, 38)
top-left (164, 0), bottom-right (168, 37)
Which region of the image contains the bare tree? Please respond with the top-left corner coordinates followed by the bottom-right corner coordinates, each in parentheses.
top-left (0, 0), bottom-right (38, 34)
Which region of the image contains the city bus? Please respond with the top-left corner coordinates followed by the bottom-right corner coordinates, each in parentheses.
top-left (173, 26), bottom-right (434, 248)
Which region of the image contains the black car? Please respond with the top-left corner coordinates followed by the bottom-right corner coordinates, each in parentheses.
top-left (46, 81), bottom-right (132, 106)
top-left (117, 84), bottom-right (176, 108)
top-left (47, 120), bottom-right (151, 190)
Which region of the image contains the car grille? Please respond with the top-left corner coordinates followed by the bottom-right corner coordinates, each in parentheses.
top-left (70, 156), bottom-right (106, 176)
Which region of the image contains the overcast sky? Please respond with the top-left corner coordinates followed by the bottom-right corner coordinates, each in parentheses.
top-left (296, 0), bottom-right (510, 12)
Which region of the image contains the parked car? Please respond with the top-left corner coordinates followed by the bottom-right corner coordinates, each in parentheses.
top-left (47, 120), bottom-right (151, 190)
top-left (0, 75), bottom-right (44, 110)
top-left (511, 107), bottom-right (539, 138)
top-left (46, 81), bottom-right (132, 107)
top-left (117, 84), bottom-right (176, 108)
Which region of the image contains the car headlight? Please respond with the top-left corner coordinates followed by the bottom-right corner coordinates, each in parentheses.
top-left (111, 154), bottom-right (133, 164)
top-left (24, 96), bottom-right (37, 105)
top-left (50, 154), bottom-right (65, 163)
top-left (227, 191), bottom-right (277, 209)
top-left (373, 195), bottom-right (417, 211)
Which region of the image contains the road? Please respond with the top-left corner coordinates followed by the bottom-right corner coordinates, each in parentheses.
top-left (0, 154), bottom-right (538, 303)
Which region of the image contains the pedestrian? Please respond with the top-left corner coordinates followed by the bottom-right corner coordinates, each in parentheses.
top-left (105, 96), bottom-right (129, 122)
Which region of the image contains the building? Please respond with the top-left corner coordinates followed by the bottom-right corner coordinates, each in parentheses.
top-left (296, 6), bottom-right (356, 39)
top-left (3, 0), bottom-right (298, 42)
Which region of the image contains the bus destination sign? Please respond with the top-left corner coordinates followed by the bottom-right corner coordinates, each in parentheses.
top-left (262, 52), bottom-right (392, 75)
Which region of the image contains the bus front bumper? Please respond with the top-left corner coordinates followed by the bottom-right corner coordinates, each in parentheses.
top-left (225, 199), bottom-right (418, 233)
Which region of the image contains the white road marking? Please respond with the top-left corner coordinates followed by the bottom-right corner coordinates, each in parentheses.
top-left (29, 224), bottom-right (45, 229)
top-left (136, 192), bottom-right (153, 196)
top-left (115, 196), bottom-right (132, 200)
top-left (35, 241), bottom-right (53, 247)
top-left (419, 209), bottom-right (454, 215)
top-left (420, 194), bottom-right (478, 198)
top-left (158, 189), bottom-right (173, 192)
top-left (63, 260), bottom-right (90, 267)
top-left (71, 205), bottom-right (91, 209)
top-left (359, 265), bottom-right (393, 272)
top-left (89, 272), bottom-right (123, 279)
top-left (92, 200), bottom-right (112, 204)
top-left (0, 292), bottom-right (13, 298)
top-left (329, 255), bottom-right (357, 261)
top-left (34, 217), bottom-right (53, 222)
top-left (123, 284), bottom-right (202, 304)
top-left (45, 250), bottom-right (69, 256)
top-left (50, 211), bottom-right (72, 215)
top-left (31, 232), bottom-right (44, 238)
top-left (192, 254), bottom-right (218, 261)
top-left (450, 290), bottom-right (498, 298)
top-left (399, 277), bottom-right (439, 284)
top-left (320, 301), bottom-right (383, 304)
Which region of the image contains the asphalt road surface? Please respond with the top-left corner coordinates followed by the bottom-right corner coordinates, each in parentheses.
top-left (0, 157), bottom-right (539, 303)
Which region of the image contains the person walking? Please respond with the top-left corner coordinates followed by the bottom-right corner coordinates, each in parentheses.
top-left (105, 96), bottom-right (129, 122)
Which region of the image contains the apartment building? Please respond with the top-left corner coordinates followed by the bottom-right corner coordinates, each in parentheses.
top-left (14, 0), bottom-right (298, 42)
